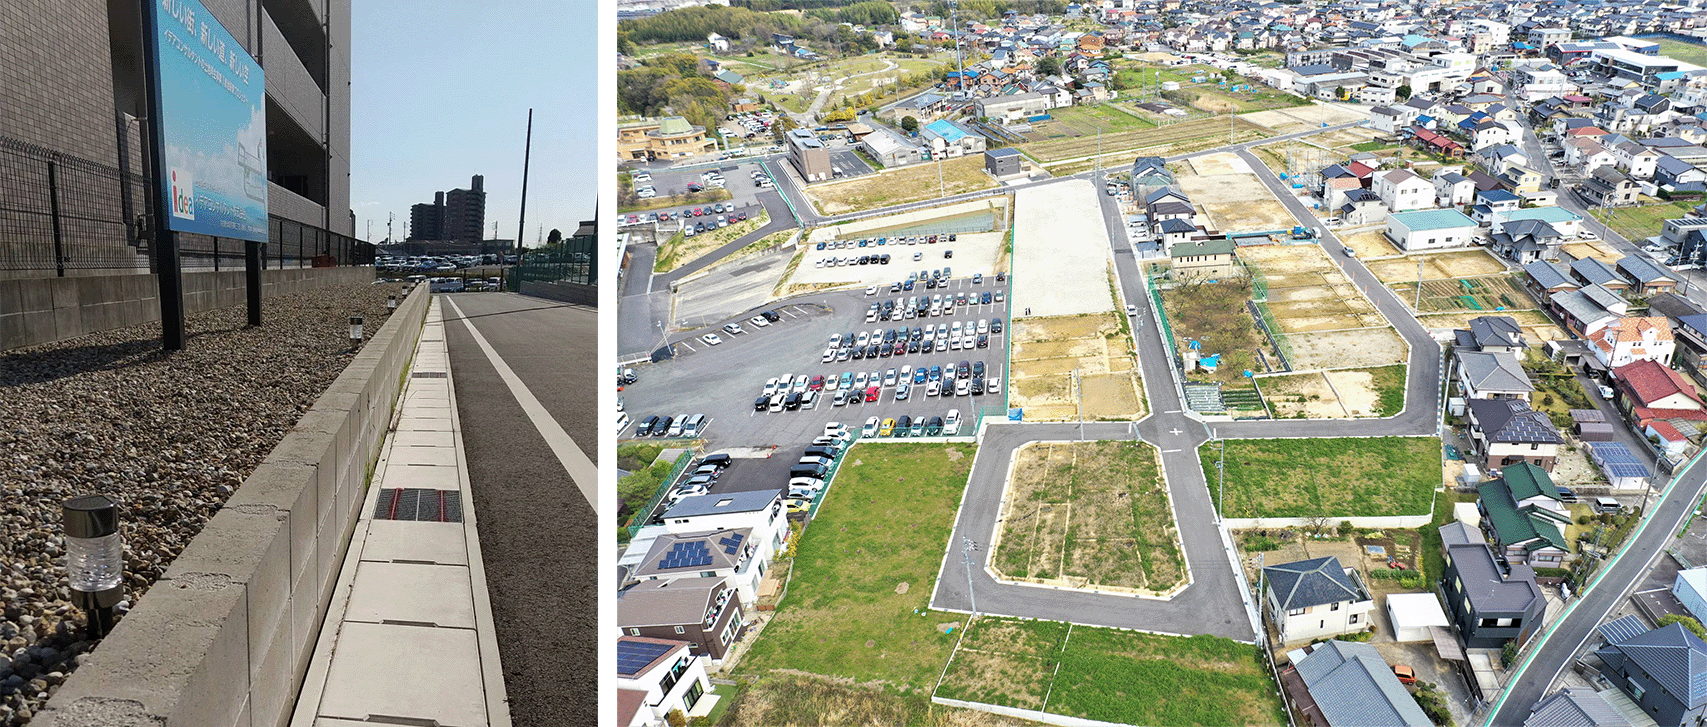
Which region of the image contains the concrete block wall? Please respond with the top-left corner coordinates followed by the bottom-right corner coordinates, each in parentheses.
top-left (39, 283), bottom-right (430, 727)
top-left (518, 279), bottom-right (599, 307)
top-left (0, 267), bottom-right (373, 352)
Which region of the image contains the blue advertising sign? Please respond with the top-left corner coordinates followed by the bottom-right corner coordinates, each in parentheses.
top-left (145, 0), bottom-right (268, 241)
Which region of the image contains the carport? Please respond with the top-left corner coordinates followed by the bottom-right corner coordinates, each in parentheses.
top-left (1388, 593), bottom-right (1451, 643)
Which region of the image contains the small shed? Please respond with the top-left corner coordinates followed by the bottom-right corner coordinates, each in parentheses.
top-left (1387, 593), bottom-right (1452, 642)
top-left (1675, 568), bottom-right (1707, 623)
top-left (1588, 441), bottom-right (1652, 490)
top-left (1571, 409), bottom-right (1616, 441)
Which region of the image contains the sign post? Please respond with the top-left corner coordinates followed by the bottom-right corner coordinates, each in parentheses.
top-left (140, 0), bottom-right (268, 347)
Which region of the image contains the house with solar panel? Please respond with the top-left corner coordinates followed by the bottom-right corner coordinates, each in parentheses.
top-left (616, 636), bottom-right (712, 727)
top-left (1595, 614), bottom-right (1707, 727)
top-left (1475, 463), bottom-right (1572, 568)
top-left (1466, 399), bottom-right (1564, 473)
top-left (1262, 556), bottom-right (1375, 645)
top-left (617, 577), bottom-right (745, 662)
top-left (619, 489), bottom-right (789, 606)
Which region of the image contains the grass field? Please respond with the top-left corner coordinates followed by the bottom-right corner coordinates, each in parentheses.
top-left (993, 441), bottom-right (1183, 592)
top-left (1591, 198), bottom-right (1699, 243)
top-left (1205, 437), bottom-right (1440, 519)
top-left (934, 618), bottom-right (1287, 725)
top-left (738, 442), bottom-right (976, 696)
top-left (1366, 364), bottom-right (1407, 417)
top-left (1046, 103), bottom-right (1158, 134)
top-left (806, 156), bottom-right (998, 215)
top-left (654, 209), bottom-right (769, 272)
top-left (1022, 115), bottom-right (1271, 165)
top-left (1655, 38), bottom-right (1707, 68)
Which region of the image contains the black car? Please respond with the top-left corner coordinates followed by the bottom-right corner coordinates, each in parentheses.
top-left (925, 278), bottom-right (938, 289)
top-left (803, 446), bottom-right (839, 459)
top-left (957, 361), bottom-right (971, 380)
top-left (970, 378), bottom-right (984, 395)
top-left (977, 334), bottom-right (989, 349)
top-left (921, 339), bottom-right (935, 353)
top-left (784, 392), bottom-right (803, 410)
top-left (884, 329), bottom-right (898, 343)
top-left (636, 415), bottom-right (660, 436)
top-left (895, 414), bottom-right (912, 436)
top-left (991, 317), bottom-right (1004, 333)
top-left (762, 310), bottom-right (782, 322)
top-left (753, 396), bottom-right (769, 411)
top-left (653, 415), bottom-right (674, 436)
top-left (907, 340), bottom-right (920, 353)
top-left (700, 453), bottom-right (731, 469)
top-left (851, 346), bottom-right (866, 360)
top-left (879, 343), bottom-right (894, 358)
top-left (944, 250), bottom-right (953, 259)
top-left (1557, 487), bottom-right (1578, 503)
top-left (926, 416), bottom-right (944, 435)
top-left (973, 361), bottom-right (986, 379)
top-left (949, 233), bottom-right (957, 241)
top-left (880, 254), bottom-right (891, 264)
top-left (791, 464), bottom-right (828, 479)
top-left (995, 272), bottom-right (1005, 282)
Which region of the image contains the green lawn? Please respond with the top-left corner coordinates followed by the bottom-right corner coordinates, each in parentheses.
top-left (1590, 198), bottom-right (1699, 244)
top-left (1050, 103), bottom-right (1157, 133)
top-left (1047, 628), bottom-right (1289, 725)
top-left (738, 442), bottom-right (977, 694)
top-left (1365, 364), bottom-right (1408, 417)
top-left (1352, 140), bottom-right (1399, 153)
top-left (1205, 437), bottom-right (1441, 518)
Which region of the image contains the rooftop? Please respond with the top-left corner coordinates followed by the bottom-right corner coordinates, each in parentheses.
top-left (1391, 209), bottom-right (1477, 231)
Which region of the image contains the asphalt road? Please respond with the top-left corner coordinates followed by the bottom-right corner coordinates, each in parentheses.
top-left (440, 292), bottom-right (597, 727)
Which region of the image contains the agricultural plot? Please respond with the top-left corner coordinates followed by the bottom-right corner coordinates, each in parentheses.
top-left (1385, 275), bottom-right (1534, 314)
top-left (1008, 313), bottom-right (1144, 422)
top-left (1365, 249), bottom-right (1510, 283)
top-left (1204, 437), bottom-right (1441, 519)
top-left (991, 441), bottom-right (1184, 593)
top-left (935, 619), bottom-right (1286, 726)
top-left (1020, 115), bottom-right (1272, 165)
top-left (805, 156), bottom-right (998, 216)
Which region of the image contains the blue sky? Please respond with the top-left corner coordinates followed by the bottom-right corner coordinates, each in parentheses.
top-left (351, 1), bottom-right (597, 245)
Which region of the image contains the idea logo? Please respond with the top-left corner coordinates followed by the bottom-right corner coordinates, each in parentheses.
top-left (169, 169), bottom-right (195, 220)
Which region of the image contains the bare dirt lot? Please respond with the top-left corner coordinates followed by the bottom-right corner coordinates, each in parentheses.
top-left (1416, 310), bottom-right (1564, 342)
top-left (1258, 371), bottom-right (1344, 418)
top-left (1562, 239), bottom-right (1622, 264)
top-left (993, 441), bottom-right (1183, 593)
top-left (1239, 244), bottom-right (1391, 333)
top-left (1365, 249), bottom-right (1511, 283)
top-left (806, 156), bottom-right (998, 216)
top-left (1012, 179), bottom-right (1113, 318)
top-left (1288, 327), bottom-right (1409, 370)
top-left (1176, 154), bottom-right (1297, 233)
top-left (1338, 227), bottom-right (1403, 259)
top-left (1009, 313), bottom-right (1144, 421)
top-left (1242, 104), bottom-right (1370, 133)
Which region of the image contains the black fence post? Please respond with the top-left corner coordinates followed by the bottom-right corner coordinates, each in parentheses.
top-left (47, 160), bottom-right (65, 277)
top-left (246, 240), bottom-right (261, 326)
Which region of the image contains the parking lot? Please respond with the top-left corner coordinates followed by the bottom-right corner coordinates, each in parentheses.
top-left (789, 230), bottom-right (1007, 288)
top-left (633, 161), bottom-right (775, 217)
top-left (619, 277), bottom-right (1012, 450)
top-left (827, 148), bottom-right (875, 180)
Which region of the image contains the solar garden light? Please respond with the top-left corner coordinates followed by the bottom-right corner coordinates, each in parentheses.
top-left (63, 495), bottom-right (123, 639)
top-left (349, 315), bottom-right (364, 350)
top-left (386, 294), bottom-right (397, 310)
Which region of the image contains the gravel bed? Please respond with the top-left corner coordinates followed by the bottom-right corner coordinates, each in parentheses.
top-left (0, 280), bottom-right (405, 724)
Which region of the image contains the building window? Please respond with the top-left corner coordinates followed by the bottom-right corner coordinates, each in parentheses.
top-left (629, 628), bottom-right (640, 636)
top-left (675, 626), bottom-right (686, 634)
top-left (1331, 602), bottom-right (1340, 611)
top-left (1288, 607), bottom-right (1306, 616)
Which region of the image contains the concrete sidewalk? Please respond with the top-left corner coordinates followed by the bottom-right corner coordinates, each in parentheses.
top-left (290, 298), bottom-right (510, 727)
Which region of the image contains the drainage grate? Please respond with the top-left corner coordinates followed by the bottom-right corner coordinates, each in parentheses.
top-left (373, 488), bottom-right (463, 522)
top-left (412, 371), bottom-right (448, 378)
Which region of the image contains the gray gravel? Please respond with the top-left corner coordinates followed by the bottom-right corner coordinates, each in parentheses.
top-left (0, 280), bottom-right (404, 725)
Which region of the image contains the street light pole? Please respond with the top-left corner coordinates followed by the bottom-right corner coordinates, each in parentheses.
top-left (1215, 432), bottom-right (1226, 522)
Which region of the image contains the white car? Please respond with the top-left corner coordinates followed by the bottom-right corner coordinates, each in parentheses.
top-left (701, 333), bottom-right (723, 345)
top-left (749, 316), bottom-right (770, 327)
top-left (986, 376), bottom-right (1002, 394)
top-left (821, 348), bottom-right (835, 363)
top-left (722, 323), bottom-right (744, 335)
top-left (824, 422), bottom-right (847, 439)
top-left (861, 417), bottom-right (880, 437)
top-left (762, 377), bottom-right (781, 396)
top-left (1126, 305), bottom-right (1137, 315)
top-left (944, 409), bottom-right (962, 435)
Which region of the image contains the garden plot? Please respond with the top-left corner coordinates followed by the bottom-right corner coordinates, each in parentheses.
top-left (992, 441), bottom-right (1184, 593)
top-left (1365, 249), bottom-right (1510, 283)
top-left (1386, 275), bottom-right (1535, 315)
top-left (1159, 277), bottom-right (1284, 385)
top-left (1175, 153), bottom-right (1296, 233)
top-left (1416, 310), bottom-right (1563, 343)
top-left (1008, 313), bottom-right (1144, 421)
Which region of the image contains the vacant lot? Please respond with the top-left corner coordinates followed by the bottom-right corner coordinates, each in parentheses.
top-left (1242, 103), bottom-right (1368, 133)
top-left (807, 156), bottom-right (998, 216)
top-left (1655, 38), bottom-right (1707, 67)
top-left (1287, 327), bottom-right (1409, 370)
top-left (738, 443), bottom-right (976, 695)
top-left (721, 672), bottom-right (1031, 727)
top-left (1562, 239), bottom-right (1623, 264)
top-left (1415, 309), bottom-right (1562, 344)
top-left (1045, 103), bottom-right (1158, 134)
top-left (1204, 437), bottom-right (1440, 519)
top-left (1160, 276), bottom-right (1280, 386)
top-left (1259, 364), bottom-right (1404, 419)
top-left (993, 440), bottom-right (1184, 593)
top-left (934, 618), bottom-right (1286, 725)
top-left (1591, 199), bottom-right (1700, 243)
top-left (1175, 154), bottom-right (1296, 233)
top-left (1008, 313), bottom-right (1144, 421)
top-left (1185, 86), bottom-right (1313, 114)
top-left (1021, 115), bottom-right (1272, 164)
top-left (655, 209), bottom-right (770, 272)
top-left (1338, 227), bottom-right (1403, 258)
top-left (1366, 249), bottom-right (1510, 283)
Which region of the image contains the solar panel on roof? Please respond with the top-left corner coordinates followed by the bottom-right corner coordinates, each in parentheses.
top-left (617, 640), bottom-right (675, 676)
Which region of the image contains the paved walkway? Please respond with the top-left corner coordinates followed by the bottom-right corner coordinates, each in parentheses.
top-left (290, 299), bottom-right (510, 727)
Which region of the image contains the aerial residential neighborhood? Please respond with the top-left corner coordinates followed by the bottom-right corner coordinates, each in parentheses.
top-left (615, 0), bottom-right (1707, 724)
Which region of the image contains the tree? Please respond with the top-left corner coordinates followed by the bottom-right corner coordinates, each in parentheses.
top-left (1396, 84), bottom-right (1413, 101)
top-left (1037, 56), bottom-right (1062, 77)
top-left (1660, 614), bottom-right (1707, 641)
top-left (901, 115), bottom-right (920, 133)
top-left (546, 228), bottom-right (563, 245)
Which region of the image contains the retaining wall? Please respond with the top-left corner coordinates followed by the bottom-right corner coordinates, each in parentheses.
top-left (1223, 514), bottom-right (1433, 528)
top-left (40, 283), bottom-right (431, 727)
top-left (0, 267), bottom-right (374, 352)
top-left (517, 279), bottom-right (598, 307)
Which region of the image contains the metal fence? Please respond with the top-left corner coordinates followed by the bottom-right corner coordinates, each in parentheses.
top-left (0, 134), bottom-right (373, 275)
top-left (508, 232), bottom-right (597, 289)
top-left (625, 451), bottom-right (695, 541)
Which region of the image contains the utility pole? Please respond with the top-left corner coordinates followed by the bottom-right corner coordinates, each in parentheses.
top-left (961, 537), bottom-right (980, 617)
top-left (516, 108), bottom-right (534, 252)
top-left (1074, 367), bottom-right (1085, 441)
top-left (1214, 431), bottom-right (1225, 521)
top-left (1415, 258), bottom-right (1425, 310)
top-left (387, 212), bottom-right (394, 244)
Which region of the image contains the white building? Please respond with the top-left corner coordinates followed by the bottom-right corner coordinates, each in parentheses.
top-left (1373, 168), bottom-right (1434, 212)
top-left (1385, 209), bottom-right (1477, 251)
top-left (1593, 316), bottom-right (1676, 369)
top-left (1264, 556), bottom-right (1375, 645)
top-left (616, 637), bottom-right (713, 727)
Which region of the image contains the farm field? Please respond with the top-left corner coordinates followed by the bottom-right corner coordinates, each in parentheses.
top-left (805, 156), bottom-right (998, 215)
top-left (1008, 313), bottom-right (1144, 421)
top-left (1365, 249), bottom-right (1510, 283)
top-left (1385, 274), bottom-right (1535, 314)
top-left (992, 440), bottom-right (1184, 593)
top-left (1204, 437), bottom-right (1441, 519)
top-left (1020, 115), bottom-right (1272, 165)
top-left (737, 443), bottom-right (976, 702)
top-left (934, 618), bottom-right (1286, 726)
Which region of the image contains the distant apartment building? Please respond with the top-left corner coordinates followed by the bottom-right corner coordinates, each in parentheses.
top-left (409, 176), bottom-right (486, 243)
top-left (786, 129), bottom-right (833, 182)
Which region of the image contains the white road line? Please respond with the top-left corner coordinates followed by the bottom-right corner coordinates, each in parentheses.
top-left (443, 297), bottom-right (598, 509)
top-left (678, 340), bottom-right (697, 352)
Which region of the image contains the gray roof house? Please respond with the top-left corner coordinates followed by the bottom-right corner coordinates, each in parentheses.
top-left (1263, 556), bottom-right (1375, 644)
top-left (1285, 640), bottom-right (1432, 727)
top-left (1572, 257), bottom-right (1630, 292)
top-left (1457, 350), bottom-right (1535, 401)
top-left (1523, 687), bottom-right (1628, 727)
top-left (1455, 315), bottom-right (1527, 352)
top-left (1441, 540), bottom-right (1546, 649)
top-left (1616, 255), bottom-right (1678, 296)
top-left (1525, 261), bottom-right (1581, 303)
top-left (1595, 614), bottom-right (1707, 727)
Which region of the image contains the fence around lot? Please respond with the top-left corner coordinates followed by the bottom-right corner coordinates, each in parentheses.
top-left (0, 134), bottom-right (373, 276)
top-left (625, 451), bottom-right (695, 541)
top-left (508, 233), bottom-right (598, 288)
